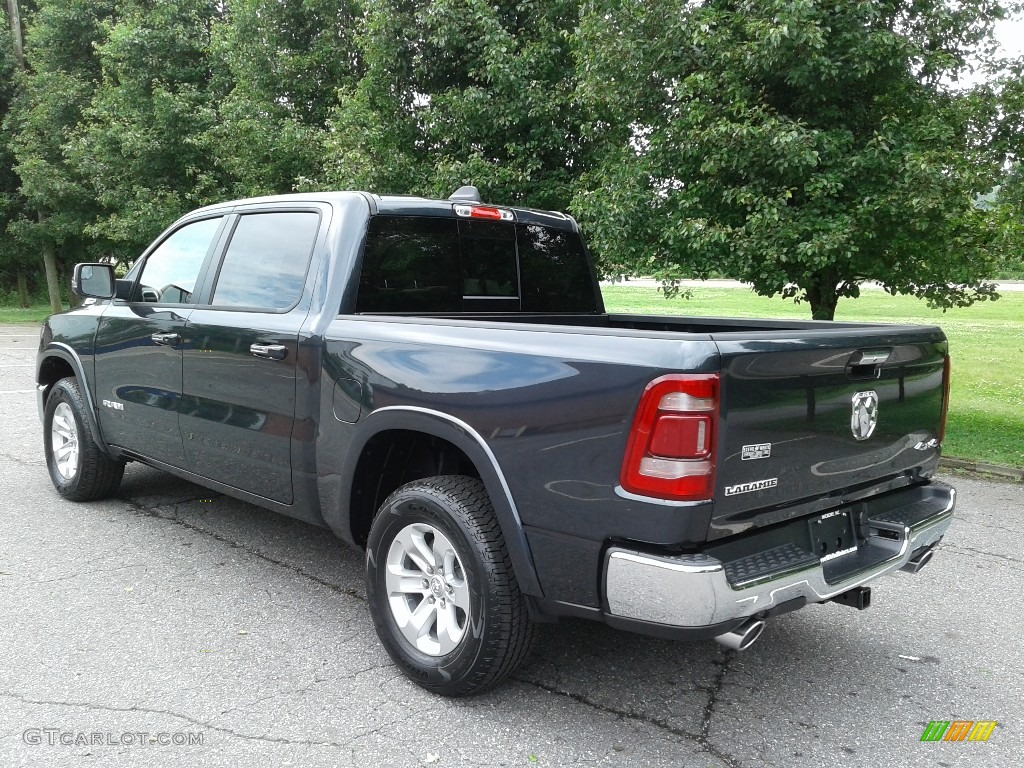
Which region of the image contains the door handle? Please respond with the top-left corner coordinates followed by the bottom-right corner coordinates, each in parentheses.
top-left (250, 343), bottom-right (287, 361)
top-left (151, 332), bottom-right (181, 346)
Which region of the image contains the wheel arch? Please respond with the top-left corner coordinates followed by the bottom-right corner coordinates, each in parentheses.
top-left (37, 343), bottom-right (112, 455)
top-left (321, 407), bottom-right (544, 598)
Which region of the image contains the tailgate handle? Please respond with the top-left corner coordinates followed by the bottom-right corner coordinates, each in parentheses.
top-left (847, 349), bottom-right (890, 379)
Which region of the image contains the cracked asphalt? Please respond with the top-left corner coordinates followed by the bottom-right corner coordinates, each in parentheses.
top-left (1, 323), bottom-right (1022, 766)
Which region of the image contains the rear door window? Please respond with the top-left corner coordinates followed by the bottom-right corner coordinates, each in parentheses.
top-left (210, 211), bottom-right (320, 310)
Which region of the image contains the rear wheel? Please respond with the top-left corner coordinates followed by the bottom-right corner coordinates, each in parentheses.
top-left (44, 377), bottom-right (125, 501)
top-left (365, 476), bottom-right (534, 696)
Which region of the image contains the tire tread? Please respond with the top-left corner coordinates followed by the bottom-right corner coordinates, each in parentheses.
top-left (368, 475), bottom-right (534, 695)
top-left (45, 377), bottom-right (125, 501)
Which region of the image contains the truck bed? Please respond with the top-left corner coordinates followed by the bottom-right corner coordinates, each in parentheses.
top-left (329, 310), bottom-right (946, 589)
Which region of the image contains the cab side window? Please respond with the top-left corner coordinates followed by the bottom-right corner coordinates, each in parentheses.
top-left (136, 217), bottom-right (223, 304)
top-left (210, 212), bottom-right (320, 310)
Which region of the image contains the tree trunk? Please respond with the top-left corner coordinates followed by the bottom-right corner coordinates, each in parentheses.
top-left (4, 0), bottom-right (24, 70)
top-left (42, 237), bottom-right (62, 314)
top-left (806, 275), bottom-right (839, 321)
top-left (16, 271), bottom-right (29, 308)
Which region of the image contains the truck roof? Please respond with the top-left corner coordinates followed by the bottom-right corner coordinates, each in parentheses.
top-left (184, 191), bottom-right (578, 231)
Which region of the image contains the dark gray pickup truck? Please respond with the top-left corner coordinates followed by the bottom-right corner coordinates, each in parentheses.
top-left (37, 188), bottom-right (954, 695)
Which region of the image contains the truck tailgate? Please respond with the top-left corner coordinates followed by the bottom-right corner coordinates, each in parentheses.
top-left (708, 327), bottom-right (948, 540)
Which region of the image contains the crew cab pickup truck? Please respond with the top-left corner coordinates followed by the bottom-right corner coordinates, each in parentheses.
top-left (37, 188), bottom-right (954, 695)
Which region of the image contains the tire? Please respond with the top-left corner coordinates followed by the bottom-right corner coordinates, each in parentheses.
top-left (43, 377), bottom-right (125, 501)
top-left (366, 476), bottom-right (534, 696)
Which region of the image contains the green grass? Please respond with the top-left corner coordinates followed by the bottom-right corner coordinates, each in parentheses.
top-left (603, 285), bottom-right (1024, 468)
top-left (0, 305), bottom-right (51, 324)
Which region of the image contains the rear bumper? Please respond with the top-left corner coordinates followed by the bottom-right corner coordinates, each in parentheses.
top-left (604, 481), bottom-right (954, 628)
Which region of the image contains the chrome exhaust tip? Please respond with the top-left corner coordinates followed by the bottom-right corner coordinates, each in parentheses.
top-left (714, 618), bottom-right (765, 651)
top-left (901, 545), bottom-right (935, 574)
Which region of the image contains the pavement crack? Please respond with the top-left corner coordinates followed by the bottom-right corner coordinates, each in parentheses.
top-left (512, 673), bottom-right (742, 767)
top-left (119, 497), bottom-right (365, 603)
top-left (1, 691), bottom-right (351, 748)
top-left (956, 517), bottom-right (1022, 534)
top-left (29, 563), bottom-right (150, 585)
top-left (943, 543), bottom-right (1024, 567)
top-left (695, 651), bottom-right (743, 768)
top-left (513, 676), bottom-right (697, 739)
top-left (0, 452), bottom-right (40, 468)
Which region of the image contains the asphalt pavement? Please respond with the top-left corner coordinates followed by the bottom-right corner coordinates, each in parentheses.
top-left (1, 323), bottom-right (1021, 767)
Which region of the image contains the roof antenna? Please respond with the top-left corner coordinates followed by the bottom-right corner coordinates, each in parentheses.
top-left (449, 185), bottom-right (482, 203)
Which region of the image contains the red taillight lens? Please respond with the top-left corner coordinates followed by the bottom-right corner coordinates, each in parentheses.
top-left (939, 355), bottom-right (951, 444)
top-left (620, 374), bottom-right (719, 501)
top-left (648, 414), bottom-right (712, 458)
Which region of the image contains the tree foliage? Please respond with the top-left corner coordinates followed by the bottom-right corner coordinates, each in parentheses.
top-left (326, 0), bottom-right (585, 211)
top-left (0, 19), bottom-right (31, 297)
top-left (573, 0), bottom-right (1020, 319)
top-left (211, 0), bottom-right (364, 197)
top-left (6, 0), bottom-right (116, 266)
top-left (67, 0), bottom-right (230, 254)
top-left (0, 0), bottom-right (1021, 316)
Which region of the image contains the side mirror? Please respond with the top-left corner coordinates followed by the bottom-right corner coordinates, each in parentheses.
top-left (71, 263), bottom-right (115, 300)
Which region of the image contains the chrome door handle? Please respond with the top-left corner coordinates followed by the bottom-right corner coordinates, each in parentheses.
top-left (151, 332), bottom-right (181, 346)
top-left (250, 343), bottom-right (287, 360)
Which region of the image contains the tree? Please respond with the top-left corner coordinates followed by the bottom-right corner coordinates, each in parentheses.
top-left (986, 56), bottom-right (1024, 276)
top-left (326, 0), bottom-right (585, 212)
top-left (0, 14), bottom-right (33, 306)
top-left (5, 0), bottom-right (121, 311)
top-left (988, 164), bottom-right (1024, 275)
top-left (574, 0), bottom-right (1018, 319)
top-left (209, 0), bottom-right (364, 198)
top-left (66, 0), bottom-right (229, 256)
top-left (4, 0), bottom-right (68, 314)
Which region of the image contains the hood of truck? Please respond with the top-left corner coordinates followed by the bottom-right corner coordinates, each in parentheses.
top-left (707, 328), bottom-right (947, 540)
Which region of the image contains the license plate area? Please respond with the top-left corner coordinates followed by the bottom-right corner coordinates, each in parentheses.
top-left (809, 510), bottom-right (858, 562)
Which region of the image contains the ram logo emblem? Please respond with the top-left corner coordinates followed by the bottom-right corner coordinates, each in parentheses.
top-left (851, 391), bottom-right (878, 441)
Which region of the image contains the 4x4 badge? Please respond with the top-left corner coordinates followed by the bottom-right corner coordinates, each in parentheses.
top-left (851, 391), bottom-right (878, 441)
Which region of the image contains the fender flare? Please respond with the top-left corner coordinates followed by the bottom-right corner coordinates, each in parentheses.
top-left (324, 406), bottom-right (544, 598)
top-left (37, 343), bottom-right (112, 456)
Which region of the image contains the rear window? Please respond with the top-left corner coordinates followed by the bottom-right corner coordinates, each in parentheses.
top-left (355, 215), bottom-right (598, 314)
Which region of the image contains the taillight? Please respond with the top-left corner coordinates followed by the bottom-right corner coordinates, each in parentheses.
top-left (453, 204), bottom-right (514, 221)
top-left (939, 355), bottom-right (951, 444)
top-left (620, 374), bottom-right (719, 501)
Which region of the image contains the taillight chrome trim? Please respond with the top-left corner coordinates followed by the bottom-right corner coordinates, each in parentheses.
top-left (620, 374), bottom-right (720, 502)
top-left (659, 391), bottom-right (714, 412)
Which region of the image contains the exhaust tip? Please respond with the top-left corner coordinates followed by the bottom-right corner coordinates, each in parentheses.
top-left (715, 619), bottom-right (765, 651)
top-left (901, 545), bottom-right (935, 574)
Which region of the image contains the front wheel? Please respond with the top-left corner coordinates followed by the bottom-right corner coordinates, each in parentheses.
top-left (44, 377), bottom-right (125, 501)
top-left (366, 476), bottom-right (534, 696)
